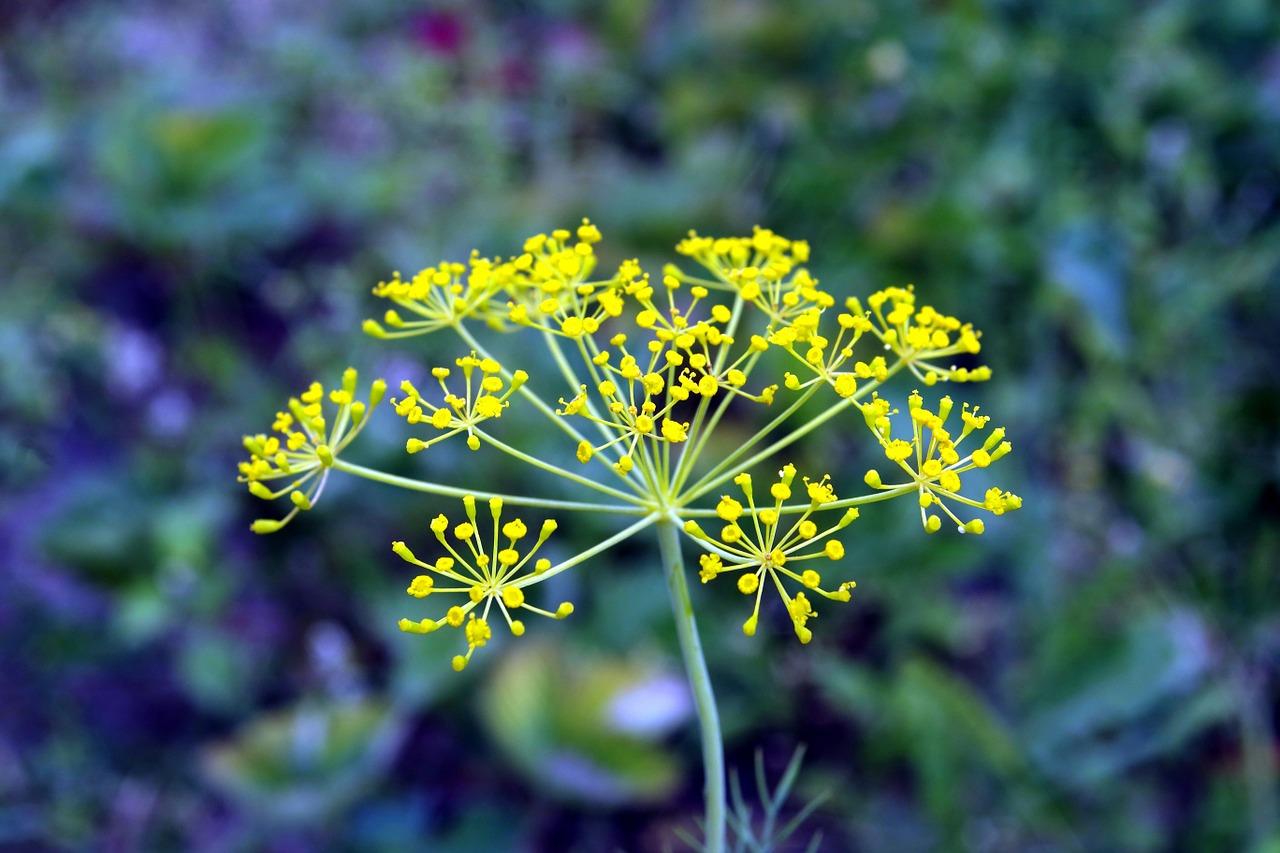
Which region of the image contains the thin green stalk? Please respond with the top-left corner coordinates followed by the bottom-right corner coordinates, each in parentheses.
top-left (669, 348), bottom-right (765, 495)
top-left (670, 387), bottom-right (719, 494)
top-left (676, 273), bottom-right (733, 289)
top-left (682, 361), bottom-right (908, 504)
top-left (331, 459), bottom-right (649, 515)
top-left (453, 321), bottom-right (594, 448)
top-left (670, 290), bottom-right (749, 489)
top-left (677, 484), bottom-right (918, 517)
top-left (549, 329), bottom-right (617, 445)
top-left (545, 330), bottom-right (663, 496)
top-left (677, 382), bottom-right (825, 501)
top-left (514, 512), bottom-right (659, 586)
top-left (657, 514), bottom-right (725, 853)
top-left (472, 429), bottom-right (645, 504)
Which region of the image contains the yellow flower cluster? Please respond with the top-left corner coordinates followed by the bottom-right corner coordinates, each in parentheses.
top-left (627, 278), bottom-right (779, 404)
top-left (766, 301), bottom-right (885, 399)
top-left (683, 464), bottom-right (858, 643)
top-left (505, 220), bottom-right (603, 294)
top-left (850, 285), bottom-right (990, 385)
top-left (861, 390), bottom-right (1021, 533)
top-left (557, 277), bottom-right (781, 476)
top-left (363, 252), bottom-right (509, 338)
top-left (675, 227), bottom-right (830, 324)
top-left (391, 353), bottom-right (527, 452)
top-left (504, 223), bottom-right (634, 338)
top-left (394, 496), bottom-right (573, 671)
top-left (239, 368), bottom-right (386, 533)
top-left (364, 219), bottom-right (611, 340)
top-left (235, 220), bottom-right (1023, 665)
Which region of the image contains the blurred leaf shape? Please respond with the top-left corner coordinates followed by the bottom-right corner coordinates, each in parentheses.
top-left (481, 642), bottom-right (689, 805)
top-left (202, 699), bottom-right (405, 824)
top-left (40, 476), bottom-right (152, 586)
top-left (1024, 608), bottom-right (1232, 788)
top-left (0, 122), bottom-right (59, 202)
top-left (817, 654), bottom-right (1077, 841)
top-left (92, 99), bottom-right (308, 254)
top-left (1046, 221), bottom-right (1132, 354)
top-left (890, 657), bottom-right (1026, 834)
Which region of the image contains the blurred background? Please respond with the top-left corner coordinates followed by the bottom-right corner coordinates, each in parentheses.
top-left (2, 0), bottom-right (1279, 850)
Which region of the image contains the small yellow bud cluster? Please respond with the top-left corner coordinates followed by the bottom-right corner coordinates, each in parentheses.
top-left (364, 252), bottom-right (510, 338)
top-left (505, 219), bottom-right (628, 337)
top-left (862, 391), bottom-right (1019, 533)
top-left (239, 368), bottom-right (386, 533)
top-left (559, 362), bottom-right (690, 475)
top-left (365, 220), bottom-right (615, 340)
top-left (633, 282), bottom-right (779, 406)
top-left (851, 285), bottom-right (990, 386)
top-left (683, 464), bottom-right (858, 643)
top-left (767, 297), bottom-right (882, 398)
top-left (674, 227), bottom-right (828, 324)
top-left (391, 353), bottom-right (527, 453)
top-left (558, 291), bottom-right (785, 477)
top-left (512, 220), bottom-right (602, 288)
top-left (394, 496), bottom-right (571, 671)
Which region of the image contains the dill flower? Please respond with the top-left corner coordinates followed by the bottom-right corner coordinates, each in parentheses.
top-left (555, 281), bottom-right (781, 476)
top-left (626, 280), bottom-right (778, 404)
top-left (394, 496), bottom-right (573, 671)
top-left (391, 353), bottom-right (528, 452)
top-left (237, 218), bottom-right (1025, 853)
top-left (852, 285), bottom-right (991, 386)
top-left (239, 368), bottom-right (386, 533)
top-left (558, 355), bottom-right (692, 476)
top-left (362, 252), bottom-right (510, 338)
top-left (507, 219), bottom-right (603, 294)
top-left (682, 465), bottom-right (858, 643)
top-left (766, 303), bottom-right (881, 399)
top-left (861, 390), bottom-right (1021, 533)
top-left (675, 227), bottom-right (829, 323)
top-left (242, 220), bottom-right (1023, 666)
top-left (504, 221), bottom-right (631, 338)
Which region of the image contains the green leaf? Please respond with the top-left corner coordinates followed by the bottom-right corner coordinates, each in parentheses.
top-left (480, 642), bottom-right (687, 805)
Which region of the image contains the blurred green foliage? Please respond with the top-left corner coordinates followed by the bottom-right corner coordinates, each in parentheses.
top-left (2, 0), bottom-right (1278, 850)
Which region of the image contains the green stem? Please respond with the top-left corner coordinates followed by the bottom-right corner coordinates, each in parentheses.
top-left (474, 429), bottom-right (645, 504)
top-left (681, 360), bottom-right (908, 505)
top-left (677, 382), bottom-right (823, 501)
top-left (675, 273), bottom-right (733, 289)
top-left (548, 329), bottom-right (616, 446)
top-left (672, 292), bottom-right (748, 489)
top-left (677, 484), bottom-right (918, 517)
top-left (331, 459), bottom-right (650, 516)
top-left (514, 512), bottom-right (659, 586)
top-left (657, 514), bottom-right (725, 853)
top-left (453, 322), bottom-right (594, 448)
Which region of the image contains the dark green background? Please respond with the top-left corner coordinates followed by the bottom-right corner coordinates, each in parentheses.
top-left (2, 1), bottom-right (1278, 850)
